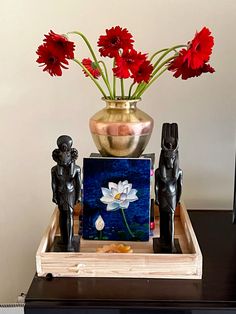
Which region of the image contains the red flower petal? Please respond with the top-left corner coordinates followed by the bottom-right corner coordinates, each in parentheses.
top-left (113, 57), bottom-right (130, 78)
top-left (168, 49), bottom-right (215, 80)
top-left (113, 49), bottom-right (147, 79)
top-left (82, 58), bottom-right (101, 79)
top-left (43, 30), bottom-right (75, 60)
top-left (131, 60), bottom-right (153, 83)
top-left (185, 27), bottom-right (214, 69)
top-left (97, 26), bottom-right (134, 58)
top-left (36, 44), bottom-right (69, 77)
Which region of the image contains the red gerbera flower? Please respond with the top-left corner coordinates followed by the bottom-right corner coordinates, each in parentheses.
top-left (185, 27), bottom-right (214, 69)
top-left (168, 49), bottom-right (215, 80)
top-left (113, 49), bottom-right (147, 79)
top-left (196, 63), bottom-right (215, 76)
top-left (36, 44), bottom-right (69, 76)
top-left (82, 58), bottom-right (101, 79)
top-left (132, 60), bottom-right (153, 83)
top-left (43, 30), bottom-right (75, 60)
top-left (97, 26), bottom-right (134, 58)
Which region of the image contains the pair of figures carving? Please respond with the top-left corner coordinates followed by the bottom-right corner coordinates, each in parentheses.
top-left (51, 123), bottom-right (182, 254)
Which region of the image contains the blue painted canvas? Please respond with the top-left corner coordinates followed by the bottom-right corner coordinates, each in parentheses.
top-left (82, 157), bottom-right (151, 241)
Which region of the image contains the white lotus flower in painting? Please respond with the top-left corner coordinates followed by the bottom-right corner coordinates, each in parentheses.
top-left (95, 215), bottom-right (105, 231)
top-left (100, 180), bottom-right (138, 211)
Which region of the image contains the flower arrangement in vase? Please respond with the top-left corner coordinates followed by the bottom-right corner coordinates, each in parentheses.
top-left (36, 26), bottom-right (214, 157)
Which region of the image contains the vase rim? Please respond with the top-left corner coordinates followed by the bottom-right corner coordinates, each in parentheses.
top-left (102, 97), bottom-right (141, 104)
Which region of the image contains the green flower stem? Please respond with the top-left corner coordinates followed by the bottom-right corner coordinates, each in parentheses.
top-left (99, 230), bottom-right (102, 240)
top-left (121, 79), bottom-right (125, 99)
top-left (131, 55), bottom-right (176, 99)
top-left (128, 82), bottom-right (135, 99)
top-left (152, 56), bottom-right (175, 77)
top-left (131, 47), bottom-right (186, 99)
top-left (136, 67), bottom-right (168, 98)
top-left (68, 31), bottom-right (113, 98)
top-left (113, 59), bottom-right (116, 99)
top-left (131, 82), bottom-right (146, 99)
top-left (137, 59), bottom-right (172, 98)
top-left (98, 60), bottom-right (109, 81)
top-left (73, 58), bottom-right (107, 98)
top-left (131, 82), bottom-right (144, 97)
top-left (149, 48), bottom-right (168, 62)
top-left (153, 44), bottom-right (186, 69)
top-left (120, 208), bottom-right (135, 238)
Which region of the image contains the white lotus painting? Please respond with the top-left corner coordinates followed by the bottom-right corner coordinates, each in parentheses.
top-left (82, 157), bottom-right (151, 241)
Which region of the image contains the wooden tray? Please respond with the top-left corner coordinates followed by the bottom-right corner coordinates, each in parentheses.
top-left (36, 203), bottom-right (202, 279)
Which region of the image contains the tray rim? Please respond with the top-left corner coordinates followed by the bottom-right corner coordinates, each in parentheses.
top-left (36, 202), bottom-right (202, 279)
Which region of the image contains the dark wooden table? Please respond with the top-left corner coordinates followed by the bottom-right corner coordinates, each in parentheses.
top-left (25, 210), bottom-right (236, 313)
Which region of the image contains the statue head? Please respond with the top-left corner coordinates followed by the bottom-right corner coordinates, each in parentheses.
top-left (52, 135), bottom-right (78, 168)
top-left (163, 150), bottom-right (176, 169)
top-left (159, 123), bottom-right (179, 177)
top-left (163, 136), bottom-right (177, 169)
top-left (57, 135), bottom-right (73, 150)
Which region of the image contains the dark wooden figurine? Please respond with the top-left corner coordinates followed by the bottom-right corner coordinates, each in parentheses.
top-left (155, 123), bottom-right (183, 253)
top-left (51, 135), bottom-right (81, 251)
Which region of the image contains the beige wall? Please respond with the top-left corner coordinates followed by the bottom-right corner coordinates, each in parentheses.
top-left (0, 0), bottom-right (235, 303)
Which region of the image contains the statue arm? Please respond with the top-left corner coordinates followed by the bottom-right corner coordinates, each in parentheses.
top-left (75, 166), bottom-right (82, 203)
top-left (176, 169), bottom-right (183, 204)
top-left (154, 169), bottom-right (159, 206)
top-left (51, 167), bottom-right (58, 204)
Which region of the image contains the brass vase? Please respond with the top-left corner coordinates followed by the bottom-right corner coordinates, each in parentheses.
top-left (89, 98), bottom-right (154, 157)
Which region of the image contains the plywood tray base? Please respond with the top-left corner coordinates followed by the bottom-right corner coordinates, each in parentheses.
top-left (36, 203), bottom-right (202, 279)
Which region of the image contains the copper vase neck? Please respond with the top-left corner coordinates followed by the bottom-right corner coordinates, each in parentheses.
top-left (103, 98), bottom-right (141, 110)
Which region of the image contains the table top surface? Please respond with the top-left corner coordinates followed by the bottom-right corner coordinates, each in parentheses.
top-left (25, 210), bottom-right (236, 310)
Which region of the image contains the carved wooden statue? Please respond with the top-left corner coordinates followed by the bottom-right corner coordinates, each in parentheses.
top-left (51, 135), bottom-right (81, 251)
top-left (155, 123), bottom-right (183, 253)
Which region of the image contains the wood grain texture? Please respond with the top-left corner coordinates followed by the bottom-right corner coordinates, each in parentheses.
top-left (36, 203), bottom-right (202, 279)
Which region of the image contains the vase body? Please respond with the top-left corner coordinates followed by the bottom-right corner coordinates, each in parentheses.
top-left (89, 98), bottom-right (154, 157)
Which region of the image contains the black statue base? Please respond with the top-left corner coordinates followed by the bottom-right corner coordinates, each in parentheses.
top-left (49, 236), bottom-right (80, 252)
top-left (153, 237), bottom-right (182, 254)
